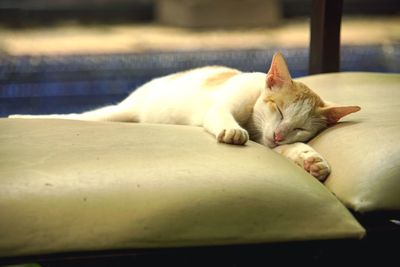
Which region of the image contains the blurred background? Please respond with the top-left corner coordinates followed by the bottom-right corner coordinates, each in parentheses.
top-left (0, 0), bottom-right (399, 116)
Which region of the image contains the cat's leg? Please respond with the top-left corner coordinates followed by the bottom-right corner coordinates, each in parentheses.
top-left (9, 113), bottom-right (83, 120)
top-left (9, 104), bottom-right (138, 122)
top-left (203, 107), bottom-right (249, 145)
top-left (77, 104), bottom-right (137, 122)
top-left (274, 142), bottom-right (331, 181)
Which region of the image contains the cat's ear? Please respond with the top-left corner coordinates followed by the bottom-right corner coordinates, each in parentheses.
top-left (266, 52), bottom-right (292, 90)
top-left (319, 105), bottom-right (361, 125)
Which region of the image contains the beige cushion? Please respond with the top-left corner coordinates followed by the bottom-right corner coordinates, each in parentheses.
top-left (0, 118), bottom-right (364, 257)
top-left (297, 73), bottom-right (400, 212)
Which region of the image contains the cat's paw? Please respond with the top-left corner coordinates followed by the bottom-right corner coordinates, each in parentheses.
top-left (217, 128), bottom-right (249, 145)
top-left (299, 152), bottom-right (331, 181)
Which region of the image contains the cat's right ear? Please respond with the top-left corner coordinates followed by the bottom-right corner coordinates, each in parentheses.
top-left (319, 105), bottom-right (361, 125)
top-left (266, 52), bottom-right (292, 90)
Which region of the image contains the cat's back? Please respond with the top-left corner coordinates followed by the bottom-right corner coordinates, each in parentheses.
top-left (125, 66), bottom-right (242, 103)
top-left (167, 66), bottom-right (266, 92)
top-left (126, 66), bottom-right (266, 106)
top-left (167, 66), bottom-right (242, 89)
top-left (134, 65), bottom-right (267, 95)
top-left (123, 66), bottom-right (265, 125)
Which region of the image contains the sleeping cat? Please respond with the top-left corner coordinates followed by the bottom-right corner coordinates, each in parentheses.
top-left (9, 52), bottom-right (360, 181)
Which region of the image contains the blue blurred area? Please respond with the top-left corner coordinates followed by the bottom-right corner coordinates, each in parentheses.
top-left (1, 44), bottom-right (399, 117)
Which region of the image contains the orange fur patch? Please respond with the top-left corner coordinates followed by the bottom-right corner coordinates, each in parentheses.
top-left (265, 81), bottom-right (325, 112)
top-left (264, 96), bottom-right (278, 113)
top-left (203, 70), bottom-right (240, 88)
top-left (169, 70), bottom-right (190, 80)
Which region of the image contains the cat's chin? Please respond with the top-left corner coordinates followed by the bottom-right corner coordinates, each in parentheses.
top-left (262, 138), bottom-right (277, 148)
top-left (267, 143), bottom-right (278, 148)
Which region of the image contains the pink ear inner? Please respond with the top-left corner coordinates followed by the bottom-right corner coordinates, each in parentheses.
top-left (266, 73), bottom-right (285, 88)
top-left (266, 52), bottom-right (292, 89)
top-left (322, 106), bottom-right (361, 124)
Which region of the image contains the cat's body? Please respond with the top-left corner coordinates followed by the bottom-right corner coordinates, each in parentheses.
top-left (9, 53), bottom-right (360, 181)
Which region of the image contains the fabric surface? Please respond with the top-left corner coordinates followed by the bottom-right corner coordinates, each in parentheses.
top-left (0, 118), bottom-right (364, 257)
top-left (298, 72), bottom-right (400, 212)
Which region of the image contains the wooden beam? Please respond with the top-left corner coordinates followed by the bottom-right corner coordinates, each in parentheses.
top-left (309, 0), bottom-right (343, 74)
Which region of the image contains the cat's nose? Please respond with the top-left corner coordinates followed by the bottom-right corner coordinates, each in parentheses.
top-left (273, 131), bottom-right (285, 143)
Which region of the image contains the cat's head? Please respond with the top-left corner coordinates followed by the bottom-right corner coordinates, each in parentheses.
top-left (252, 52), bottom-right (361, 148)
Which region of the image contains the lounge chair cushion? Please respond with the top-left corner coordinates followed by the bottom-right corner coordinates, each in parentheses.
top-left (299, 73), bottom-right (400, 212)
top-left (0, 118), bottom-right (364, 257)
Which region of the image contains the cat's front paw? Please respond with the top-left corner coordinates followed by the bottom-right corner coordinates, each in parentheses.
top-left (300, 153), bottom-right (331, 181)
top-left (217, 128), bottom-right (249, 145)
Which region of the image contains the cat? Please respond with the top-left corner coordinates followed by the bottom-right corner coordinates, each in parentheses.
top-left (9, 52), bottom-right (360, 181)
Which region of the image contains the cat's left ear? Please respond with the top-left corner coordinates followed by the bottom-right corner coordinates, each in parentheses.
top-left (319, 105), bottom-right (361, 125)
top-left (266, 52), bottom-right (292, 90)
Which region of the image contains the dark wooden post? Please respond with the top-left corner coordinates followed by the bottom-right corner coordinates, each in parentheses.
top-left (309, 0), bottom-right (343, 74)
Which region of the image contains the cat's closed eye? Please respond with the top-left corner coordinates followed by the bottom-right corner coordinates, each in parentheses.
top-left (277, 106), bottom-right (284, 120)
top-left (294, 128), bottom-right (306, 131)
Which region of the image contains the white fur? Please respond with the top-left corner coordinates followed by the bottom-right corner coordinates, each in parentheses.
top-left (9, 65), bottom-right (333, 180)
top-left (274, 142), bottom-right (331, 181)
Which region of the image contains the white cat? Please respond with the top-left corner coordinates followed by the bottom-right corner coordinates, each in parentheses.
top-left (9, 52), bottom-right (360, 181)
